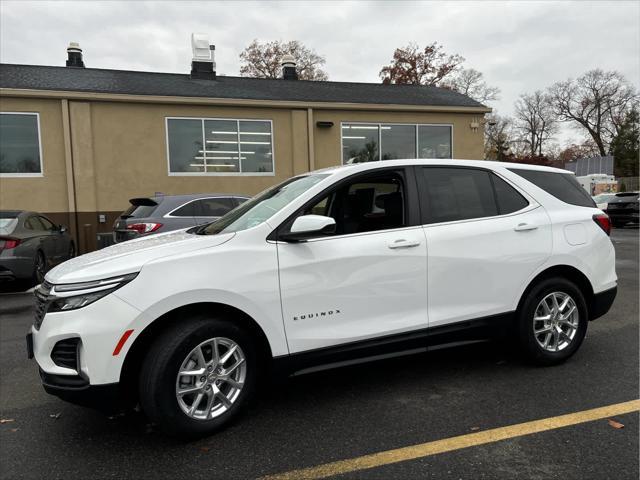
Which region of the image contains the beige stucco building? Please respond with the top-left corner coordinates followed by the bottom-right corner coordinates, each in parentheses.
top-left (0, 53), bottom-right (490, 252)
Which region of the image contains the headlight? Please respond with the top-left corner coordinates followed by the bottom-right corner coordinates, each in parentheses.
top-left (46, 273), bottom-right (138, 312)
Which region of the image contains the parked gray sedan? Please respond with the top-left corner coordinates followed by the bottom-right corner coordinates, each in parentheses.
top-left (113, 193), bottom-right (249, 243)
top-left (0, 210), bottom-right (75, 284)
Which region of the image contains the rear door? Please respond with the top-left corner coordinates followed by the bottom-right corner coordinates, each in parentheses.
top-left (417, 166), bottom-right (552, 327)
top-left (276, 167), bottom-right (429, 353)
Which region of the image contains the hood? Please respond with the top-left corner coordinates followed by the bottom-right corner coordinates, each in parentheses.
top-left (46, 229), bottom-right (235, 284)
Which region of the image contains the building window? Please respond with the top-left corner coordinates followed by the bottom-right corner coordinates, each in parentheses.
top-left (166, 117), bottom-right (274, 175)
top-left (0, 113), bottom-right (43, 176)
top-left (341, 123), bottom-right (452, 164)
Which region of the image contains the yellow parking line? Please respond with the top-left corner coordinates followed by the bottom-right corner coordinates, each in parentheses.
top-left (259, 399), bottom-right (640, 480)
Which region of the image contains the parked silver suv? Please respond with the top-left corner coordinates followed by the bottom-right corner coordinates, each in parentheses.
top-left (113, 194), bottom-right (249, 243)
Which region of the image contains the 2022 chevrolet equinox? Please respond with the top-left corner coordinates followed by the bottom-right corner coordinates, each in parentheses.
top-left (28, 160), bottom-right (617, 436)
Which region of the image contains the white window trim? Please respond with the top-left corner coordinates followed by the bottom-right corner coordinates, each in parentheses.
top-left (165, 116), bottom-right (275, 176)
top-left (340, 121), bottom-right (454, 165)
top-left (0, 112), bottom-right (44, 177)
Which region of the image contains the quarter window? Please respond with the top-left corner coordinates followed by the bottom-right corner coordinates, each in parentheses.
top-left (491, 174), bottom-right (529, 214)
top-left (196, 198), bottom-right (236, 217)
top-left (167, 118), bottom-right (274, 175)
top-left (342, 123), bottom-right (452, 164)
top-left (420, 168), bottom-right (498, 224)
top-left (171, 201), bottom-right (197, 217)
top-left (0, 113), bottom-right (42, 175)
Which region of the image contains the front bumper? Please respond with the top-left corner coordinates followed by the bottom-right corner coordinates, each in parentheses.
top-left (30, 292), bottom-right (142, 386)
top-left (39, 369), bottom-right (121, 411)
top-left (590, 286), bottom-right (617, 321)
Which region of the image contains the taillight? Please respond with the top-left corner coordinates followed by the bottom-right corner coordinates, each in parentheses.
top-left (593, 213), bottom-right (611, 236)
top-left (126, 223), bottom-right (163, 234)
top-left (0, 237), bottom-right (21, 250)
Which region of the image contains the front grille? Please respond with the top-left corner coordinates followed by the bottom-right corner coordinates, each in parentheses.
top-left (33, 281), bottom-right (53, 330)
top-left (51, 338), bottom-right (80, 370)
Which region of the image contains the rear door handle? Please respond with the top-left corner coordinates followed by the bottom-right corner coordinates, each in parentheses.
top-left (388, 239), bottom-right (421, 249)
top-left (514, 222), bottom-right (538, 232)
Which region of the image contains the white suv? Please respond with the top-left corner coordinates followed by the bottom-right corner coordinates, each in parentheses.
top-left (28, 160), bottom-right (617, 436)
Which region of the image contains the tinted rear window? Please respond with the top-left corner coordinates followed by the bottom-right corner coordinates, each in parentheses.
top-left (509, 169), bottom-right (595, 208)
top-left (421, 167), bottom-right (498, 223)
top-left (122, 202), bottom-right (158, 218)
top-left (0, 218), bottom-right (17, 233)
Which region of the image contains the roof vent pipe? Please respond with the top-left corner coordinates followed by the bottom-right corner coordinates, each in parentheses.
top-left (190, 33), bottom-right (216, 80)
top-left (281, 55), bottom-right (298, 80)
top-left (66, 42), bottom-right (85, 68)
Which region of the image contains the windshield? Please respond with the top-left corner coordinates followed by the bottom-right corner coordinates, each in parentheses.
top-left (197, 174), bottom-right (329, 235)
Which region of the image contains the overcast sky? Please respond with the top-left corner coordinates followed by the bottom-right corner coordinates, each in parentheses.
top-left (1, 0), bottom-right (638, 146)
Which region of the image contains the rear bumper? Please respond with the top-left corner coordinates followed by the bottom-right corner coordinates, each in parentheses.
top-left (590, 286), bottom-right (617, 321)
top-left (0, 256), bottom-right (33, 280)
top-left (607, 212), bottom-right (639, 224)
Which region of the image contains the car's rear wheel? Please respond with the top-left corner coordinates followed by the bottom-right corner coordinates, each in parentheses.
top-left (32, 251), bottom-right (46, 285)
top-left (516, 277), bottom-right (588, 365)
top-left (139, 315), bottom-right (258, 437)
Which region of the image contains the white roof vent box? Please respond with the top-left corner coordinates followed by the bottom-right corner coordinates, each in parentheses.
top-left (190, 33), bottom-right (216, 80)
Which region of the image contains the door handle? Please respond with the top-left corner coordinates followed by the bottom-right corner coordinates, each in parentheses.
top-left (388, 239), bottom-right (421, 249)
top-left (514, 222), bottom-right (538, 232)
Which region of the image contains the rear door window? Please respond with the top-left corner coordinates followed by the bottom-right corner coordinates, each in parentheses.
top-left (509, 169), bottom-right (595, 207)
top-left (171, 201), bottom-right (197, 217)
top-left (420, 167), bottom-right (498, 224)
top-left (26, 216), bottom-right (46, 230)
top-left (196, 198), bottom-right (236, 217)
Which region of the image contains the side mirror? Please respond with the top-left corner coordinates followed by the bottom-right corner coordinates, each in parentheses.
top-left (279, 215), bottom-right (336, 242)
top-left (58, 225), bottom-right (67, 234)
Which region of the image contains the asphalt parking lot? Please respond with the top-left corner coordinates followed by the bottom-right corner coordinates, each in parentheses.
top-left (1, 228), bottom-right (638, 480)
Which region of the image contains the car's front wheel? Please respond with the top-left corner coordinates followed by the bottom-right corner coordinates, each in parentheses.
top-left (139, 315), bottom-right (258, 437)
top-left (516, 277), bottom-right (588, 366)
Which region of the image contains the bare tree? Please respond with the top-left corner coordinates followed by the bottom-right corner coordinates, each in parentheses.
top-left (513, 90), bottom-right (558, 156)
top-left (239, 40), bottom-right (328, 81)
top-left (444, 68), bottom-right (500, 104)
top-left (548, 69), bottom-right (637, 156)
top-left (379, 42), bottom-right (464, 86)
top-left (484, 113), bottom-right (515, 161)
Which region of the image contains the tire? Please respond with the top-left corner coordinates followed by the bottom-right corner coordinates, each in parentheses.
top-left (32, 251), bottom-right (46, 286)
top-left (139, 315), bottom-right (259, 437)
top-left (516, 277), bottom-right (588, 366)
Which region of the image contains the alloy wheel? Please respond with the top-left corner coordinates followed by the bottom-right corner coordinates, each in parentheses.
top-left (532, 292), bottom-right (579, 352)
top-left (175, 337), bottom-right (246, 420)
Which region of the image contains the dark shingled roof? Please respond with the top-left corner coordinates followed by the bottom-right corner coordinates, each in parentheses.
top-left (0, 63), bottom-right (487, 109)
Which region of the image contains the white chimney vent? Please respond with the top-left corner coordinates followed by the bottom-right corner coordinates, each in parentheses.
top-left (191, 33), bottom-right (213, 62)
top-left (190, 33), bottom-right (216, 80)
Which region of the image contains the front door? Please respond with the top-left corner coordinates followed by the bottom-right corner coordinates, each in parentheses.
top-left (276, 168), bottom-right (429, 354)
